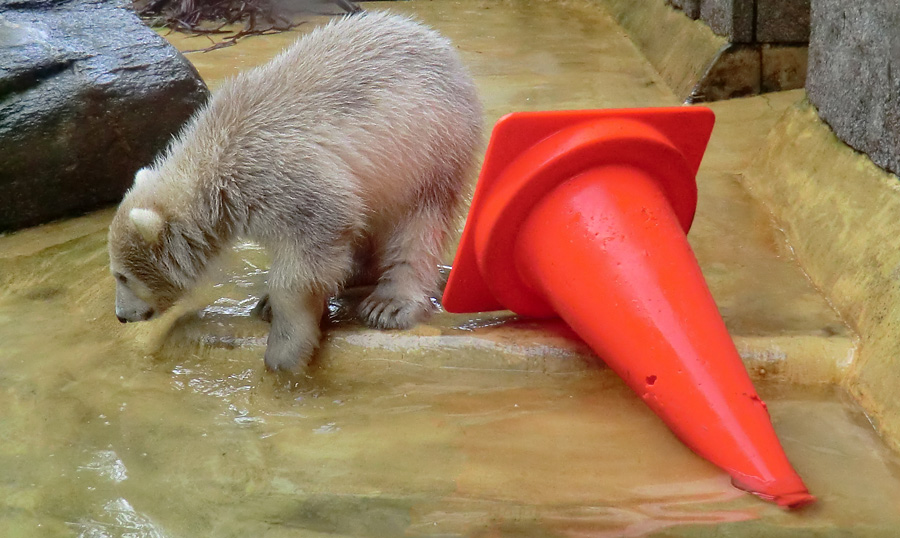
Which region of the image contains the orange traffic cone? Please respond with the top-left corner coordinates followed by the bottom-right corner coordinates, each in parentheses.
top-left (443, 107), bottom-right (814, 508)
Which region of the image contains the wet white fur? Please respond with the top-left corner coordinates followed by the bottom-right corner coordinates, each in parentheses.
top-left (108, 12), bottom-right (483, 371)
top-left (133, 167), bottom-right (154, 186)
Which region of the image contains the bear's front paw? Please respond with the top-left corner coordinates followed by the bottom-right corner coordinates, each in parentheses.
top-left (264, 322), bottom-right (318, 372)
top-left (359, 288), bottom-right (432, 330)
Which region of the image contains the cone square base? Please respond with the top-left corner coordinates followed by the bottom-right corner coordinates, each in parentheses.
top-left (444, 107), bottom-right (715, 314)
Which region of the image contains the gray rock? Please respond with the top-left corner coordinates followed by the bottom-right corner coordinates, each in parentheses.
top-left (807, 0), bottom-right (900, 176)
top-left (756, 0), bottom-right (810, 43)
top-left (0, 0), bottom-right (209, 232)
top-left (699, 0), bottom-right (754, 43)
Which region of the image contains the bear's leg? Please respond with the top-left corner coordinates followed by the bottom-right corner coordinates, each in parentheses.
top-left (345, 233), bottom-right (380, 288)
top-left (262, 246), bottom-right (346, 372)
top-left (253, 293), bottom-right (273, 322)
top-left (264, 287), bottom-right (327, 372)
top-left (359, 206), bottom-right (449, 330)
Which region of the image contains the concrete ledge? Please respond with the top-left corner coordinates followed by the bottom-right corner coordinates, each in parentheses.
top-left (146, 273), bottom-right (855, 387)
top-left (743, 100), bottom-right (900, 449)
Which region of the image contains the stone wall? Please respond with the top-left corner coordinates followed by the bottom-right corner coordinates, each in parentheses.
top-left (666, 0), bottom-right (810, 101)
top-left (806, 0), bottom-right (900, 176)
top-left (666, 0), bottom-right (899, 175)
top-left (670, 0), bottom-right (810, 44)
top-left (604, 0), bottom-right (808, 102)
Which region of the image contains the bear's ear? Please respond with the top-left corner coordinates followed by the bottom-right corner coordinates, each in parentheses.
top-left (134, 167), bottom-right (154, 186)
top-left (129, 208), bottom-right (165, 244)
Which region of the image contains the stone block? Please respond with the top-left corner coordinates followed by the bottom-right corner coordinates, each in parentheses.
top-left (700, 0), bottom-right (754, 42)
top-left (669, 0), bottom-right (701, 19)
top-left (756, 0), bottom-right (811, 43)
top-left (0, 0), bottom-right (209, 231)
top-left (807, 0), bottom-right (900, 175)
top-left (690, 44), bottom-right (760, 101)
top-left (761, 45), bottom-right (807, 92)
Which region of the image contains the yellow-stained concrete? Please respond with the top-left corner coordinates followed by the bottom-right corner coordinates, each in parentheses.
top-left (599, 0), bottom-right (727, 100)
top-left (743, 100), bottom-right (900, 450)
top-left (2, 1), bottom-right (898, 535)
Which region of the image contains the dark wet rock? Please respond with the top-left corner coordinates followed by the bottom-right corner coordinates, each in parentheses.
top-left (756, 0), bottom-right (810, 43)
top-left (807, 0), bottom-right (900, 176)
top-left (0, 0), bottom-right (209, 232)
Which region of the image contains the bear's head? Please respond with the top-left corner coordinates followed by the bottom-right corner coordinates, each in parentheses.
top-left (108, 168), bottom-right (188, 323)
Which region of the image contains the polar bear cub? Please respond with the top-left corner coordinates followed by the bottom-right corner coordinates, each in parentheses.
top-left (108, 12), bottom-right (483, 371)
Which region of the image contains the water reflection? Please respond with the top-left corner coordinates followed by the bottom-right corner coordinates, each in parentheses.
top-left (79, 450), bottom-right (128, 484)
top-left (69, 498), bottom-right (167, 538)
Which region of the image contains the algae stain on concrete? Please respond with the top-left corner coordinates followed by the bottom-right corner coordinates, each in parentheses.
top-left (742, 98), bottom-right (900, 454)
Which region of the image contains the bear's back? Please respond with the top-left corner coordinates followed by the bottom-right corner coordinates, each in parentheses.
top-left (222, 12), bottom-right (482, 214)
top-left (166, 12), bottom-right (482, 241)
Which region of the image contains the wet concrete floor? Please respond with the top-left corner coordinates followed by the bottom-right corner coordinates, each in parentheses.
top-left (0, 0), bottom-right (896, 536)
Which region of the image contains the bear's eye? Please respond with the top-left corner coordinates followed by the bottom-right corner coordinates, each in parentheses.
top-left (115, 273), bottom-right (128, 284)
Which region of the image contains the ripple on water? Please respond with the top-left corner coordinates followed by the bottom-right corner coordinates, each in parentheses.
top-left (78, 450), bottom-right (128, 483)
top-left (68, 498), bottom-right (167, 538)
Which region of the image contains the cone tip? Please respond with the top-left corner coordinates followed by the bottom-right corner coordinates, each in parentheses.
top-left (733, 477), bottom-right (816, 509)
top-left (775, 491), bottom-right (817, 510)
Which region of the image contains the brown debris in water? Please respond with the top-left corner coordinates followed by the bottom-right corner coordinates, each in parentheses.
top-left (132, 0), bottom-right (362, 52)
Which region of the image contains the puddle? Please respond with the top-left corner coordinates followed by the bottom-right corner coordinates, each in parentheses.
top-left (1, 226), bottom-right (899, 537)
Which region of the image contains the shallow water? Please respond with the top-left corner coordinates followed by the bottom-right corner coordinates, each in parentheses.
top-left (1, 220), bottom-right (899, 537)
top-left (1, 0), bottom-right (896, 536)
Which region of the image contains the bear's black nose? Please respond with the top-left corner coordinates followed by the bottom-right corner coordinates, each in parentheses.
top-left (117, 315), bottom-right (127, 323)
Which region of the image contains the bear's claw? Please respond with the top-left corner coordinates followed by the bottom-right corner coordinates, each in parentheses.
top-left (359, 290), bottom-right (431, 330)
